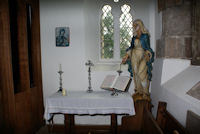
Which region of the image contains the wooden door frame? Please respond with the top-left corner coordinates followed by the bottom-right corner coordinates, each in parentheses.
top-left (0, 0), bottom-right (16, 133)
top-left (0, 0), bottom-right (44, 133)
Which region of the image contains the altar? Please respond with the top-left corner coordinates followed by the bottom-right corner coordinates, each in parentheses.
top-left (44, 90), bottom-right (135, 134)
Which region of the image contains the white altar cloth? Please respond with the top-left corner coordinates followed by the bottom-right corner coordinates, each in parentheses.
top-left (44, 90), bottom-right (135, 120)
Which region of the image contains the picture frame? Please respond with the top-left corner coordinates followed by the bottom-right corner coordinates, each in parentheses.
top-left (55, 27), bottom-right (70, 47)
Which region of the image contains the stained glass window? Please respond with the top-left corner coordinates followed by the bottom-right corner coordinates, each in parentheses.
top-left (100, 5), bottom-right (114, 59)
top-left (120, 4), bottom-right (133, 58)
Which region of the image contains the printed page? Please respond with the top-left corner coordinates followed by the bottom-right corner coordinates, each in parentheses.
top-left (100, 75), bottom-right (117, 89)
top-left (113, 76), bottom-right (130, 91)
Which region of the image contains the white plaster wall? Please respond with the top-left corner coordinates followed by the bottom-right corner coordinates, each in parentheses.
top-left (40, 0), bottom-right (89, 124)
top-left (150, 0), bottom-right (200, 127)
top-left (40, 0), bottom-right (88, 93)
top-left (162, 66), bottom-right (200, 126)
top-left (148, 0), bottom-right (156, 52)
top-left (161, 59), bottom-right (190, 84)
top-left (151, 62), bottom-right (200, 126)
top-left (40, 0), bottom-right (157, 124)
top-left (151, 59), bottom-right (191, 116)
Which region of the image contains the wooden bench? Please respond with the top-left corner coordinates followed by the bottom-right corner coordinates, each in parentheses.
top-left (121, 100), bottom-right (163, 134)
top-left (156, 102), bottom-right (190, 134)
top-left (141, 107), bottom-right (163, 134)
top-left (121, 101), bottom-right (190, 134)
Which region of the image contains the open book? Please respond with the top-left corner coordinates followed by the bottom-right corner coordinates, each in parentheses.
top-left (100, 75), bottom-right (132, 92)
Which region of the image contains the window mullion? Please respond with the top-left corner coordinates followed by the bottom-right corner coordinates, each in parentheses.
top-left (113, 7), bottom-right (120, 61)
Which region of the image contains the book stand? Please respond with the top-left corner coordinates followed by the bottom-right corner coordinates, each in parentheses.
top-left (111, 88), bottom-right (118, 96)
top-left (111, 63), bottom-right (123, 96)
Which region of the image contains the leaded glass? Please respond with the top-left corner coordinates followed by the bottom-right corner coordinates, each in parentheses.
top-left (100, 5), bottom-right (114, 59)
top-left (120, 4), bottom-right (133, 58)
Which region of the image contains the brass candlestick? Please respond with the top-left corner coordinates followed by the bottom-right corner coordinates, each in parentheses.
top-left (58, 64), bottom-right (63, 92)
top-left (117, 63), bottom-right (123, 76)
top-left (85, 60), bottom-right (94, 93)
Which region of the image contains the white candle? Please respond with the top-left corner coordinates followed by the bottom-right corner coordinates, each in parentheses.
top-left (59, 64), bottom-right (62, 71)
top-left (62, 88), bottom-right (66, 96)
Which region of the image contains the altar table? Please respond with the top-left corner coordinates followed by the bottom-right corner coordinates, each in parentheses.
top-left (44, 90), bottom-right (135, 134)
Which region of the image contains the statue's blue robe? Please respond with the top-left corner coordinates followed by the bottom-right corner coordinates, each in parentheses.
top-left (126, 33), bottom-right (154, 81)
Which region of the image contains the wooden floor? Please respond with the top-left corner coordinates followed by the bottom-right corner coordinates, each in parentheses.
top-left (36, 126), bottom-right (63, 134)
top-left (36, 126), bottom-right (141, 134)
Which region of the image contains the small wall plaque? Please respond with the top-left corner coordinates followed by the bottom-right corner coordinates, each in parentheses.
top-left (56, 27), bottom-right (70, 47)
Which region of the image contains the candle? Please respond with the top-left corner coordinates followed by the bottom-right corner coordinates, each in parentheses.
top-left (62, 88), bottom-right (66, 96)
top-left (59, 64), bottom-right (62, 71)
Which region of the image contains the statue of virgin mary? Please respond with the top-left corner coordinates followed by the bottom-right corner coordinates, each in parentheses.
top-left (122, 19), bottom-right (154, 101)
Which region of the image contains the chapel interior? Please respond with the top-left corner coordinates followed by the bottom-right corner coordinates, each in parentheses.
top-left (0, 0), bottom-right (200, 134)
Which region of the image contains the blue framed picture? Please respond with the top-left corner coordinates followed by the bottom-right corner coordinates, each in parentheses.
top-left (56, 27), bottom-right (70, 47)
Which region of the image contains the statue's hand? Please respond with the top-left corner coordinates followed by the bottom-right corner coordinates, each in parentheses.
top-left (144, 50), bottom-right (152, 62)
top-left (122, 54), bottom-right (129, 64)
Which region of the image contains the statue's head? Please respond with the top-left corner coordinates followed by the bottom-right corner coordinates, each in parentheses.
top-left (133, 19), bottom-right (149, 36)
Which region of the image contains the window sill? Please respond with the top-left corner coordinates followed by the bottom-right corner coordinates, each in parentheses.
top-left (93, 62), bottom-right (128, 71)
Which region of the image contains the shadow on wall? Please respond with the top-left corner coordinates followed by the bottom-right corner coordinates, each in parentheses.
top-left (150, 58), bottom-right (164, 117)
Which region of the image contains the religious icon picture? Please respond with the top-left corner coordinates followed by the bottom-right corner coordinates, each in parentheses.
top-left (56, 27), bottom-right (70, 47)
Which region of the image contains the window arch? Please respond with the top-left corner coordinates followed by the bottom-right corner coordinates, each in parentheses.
top-left (100, 5), bottom-right (114, 59)
top-left (119, 4), bottom-right (133, 58)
